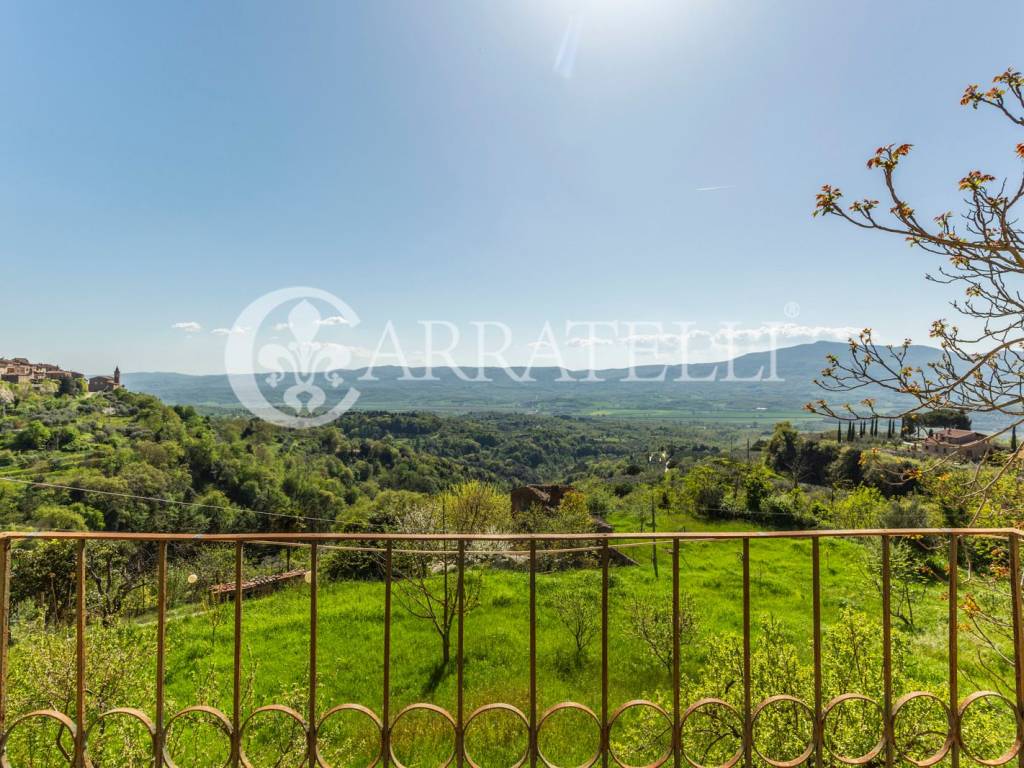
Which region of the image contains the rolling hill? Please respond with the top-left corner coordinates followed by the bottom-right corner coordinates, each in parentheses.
top-left (122, 341), bottom-right (964, 428)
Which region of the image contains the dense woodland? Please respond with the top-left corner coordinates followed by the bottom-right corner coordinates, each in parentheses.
top-left (0, 385), bottom-right (748, 534)
top-left (3, 386), bottom-right (1014, 541)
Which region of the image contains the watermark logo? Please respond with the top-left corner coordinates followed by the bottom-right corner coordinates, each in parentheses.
top-left (225, 287), bottom-right (361, 428)
top-left (217, 287), bottom-right (857, 428)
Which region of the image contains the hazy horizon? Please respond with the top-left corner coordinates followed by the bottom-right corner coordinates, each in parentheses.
top-left (110, 338), bottom-right (938, 377)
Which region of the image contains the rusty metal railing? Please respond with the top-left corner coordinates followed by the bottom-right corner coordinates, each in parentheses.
top-left (0, 528), bottom-right (1022, 768)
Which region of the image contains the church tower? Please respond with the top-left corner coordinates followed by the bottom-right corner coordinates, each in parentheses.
top-left (114, 365), bottom-right (120, 385)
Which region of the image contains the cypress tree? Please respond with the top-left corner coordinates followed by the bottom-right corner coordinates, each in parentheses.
top-left (860, 421), bottom-right (866, 437)
top-left (837, 423), bottom-right (843, 443)
top-left (1012, 425), bottom-right (1018, 453)
top-left (848, 422), bottom-right (855, 441)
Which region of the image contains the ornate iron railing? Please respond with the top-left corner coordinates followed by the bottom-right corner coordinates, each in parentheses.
top-left (0, 528), bottom-right (1021, 768)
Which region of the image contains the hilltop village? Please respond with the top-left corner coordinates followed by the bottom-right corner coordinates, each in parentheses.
top-left (0, 357), bottom-right (121, 393)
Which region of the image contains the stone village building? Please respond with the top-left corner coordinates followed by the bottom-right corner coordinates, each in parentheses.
top-left (88, 366), bottom-right (122, 393)
top-left (0, 357), bottom-right (121, 393)
top-left (0, 357), bottom-right (83, 386)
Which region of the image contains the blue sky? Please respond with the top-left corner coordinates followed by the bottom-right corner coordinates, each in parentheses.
top-left (2, 0), bottom-right (1023, 374)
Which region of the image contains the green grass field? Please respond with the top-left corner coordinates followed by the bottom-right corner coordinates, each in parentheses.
top-left (8, 517), bottom-right (1016, 767)
top-left (142, 525), bottom-right (983, 766)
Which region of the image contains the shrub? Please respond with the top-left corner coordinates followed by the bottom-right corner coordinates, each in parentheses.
top-left (12, 421), bottom-right (50, 451)
top-left (550, 577), bottom-right (600, 665)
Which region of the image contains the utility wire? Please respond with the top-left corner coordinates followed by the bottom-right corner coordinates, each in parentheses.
top-left (0, 474), bottom-right (826, 534)
top-left (0, 476), bottom-right (340, 527)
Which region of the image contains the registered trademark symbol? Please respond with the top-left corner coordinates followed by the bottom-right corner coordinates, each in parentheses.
top-left (783, 302), bottom-right (800, 319)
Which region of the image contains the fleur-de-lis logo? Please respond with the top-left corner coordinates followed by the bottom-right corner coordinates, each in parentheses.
top-left (257, 300), bottom-right (351, 414)
top-left (224, 287), bottom-right (361, 428)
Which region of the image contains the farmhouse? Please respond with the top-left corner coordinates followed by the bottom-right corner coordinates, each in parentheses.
top-left (920, 428), bottom-right (992, 461)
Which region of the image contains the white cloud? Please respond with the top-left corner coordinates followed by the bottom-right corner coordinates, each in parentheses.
top-left (172, 321), bottom-right (202, 333)
top-left (317, 315), bottom-right (351, 327)
top-left (695, 185), bottom-right (734, 192)
top-left (613, 324), bottom-right (861, 362)
top-left (211, 326), bottom-right (249, 336)
top-left (620, 333), bottom-right (691, 350)
top-left (567, 336), bottom-right (613, 349)
top-left (345, 346), bottom-right (376, 360)
top-left (619, 325), bottom-right (858, 349)
top-left (271, 315), bottom-right (350, 332)
top-left (711, 324), bottom-right (858, 345)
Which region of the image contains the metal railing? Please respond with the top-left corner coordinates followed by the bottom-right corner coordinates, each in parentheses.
top-left (0, 527), bottom-right (1021, 768)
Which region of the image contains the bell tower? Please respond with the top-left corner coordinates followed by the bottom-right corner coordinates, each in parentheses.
top-left (114, 365), bottom-right (120, 385)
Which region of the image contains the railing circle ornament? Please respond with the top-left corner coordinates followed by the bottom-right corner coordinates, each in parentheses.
top-left (750, 695), bottom-right (815, 768)
top-left (891, 692), bottom-right (954, 768)
top-left (957, 691), bottom-right (1023, 767)
top-left (607, 699), bottom-right (673, 768)
top-left (536, 701), bottom-right (603, 768)
top-left (0, 709), bottom-right (77, 768)
top-left (163, 705), bottom-right (234, 768)
top-left (679, 698), bottom-right (745, 768)
top-left (388, 702), bottom-right (457, 768)
top-left (821, 694), bottom-right (886, 766)
top-left (83, 707), bottom-right (157, 765)
top-left (463, 702), bottom-right (530, 768)
top-left (238, 704), bottom-right (309, 768)
top-left (315, 703), bottom-right (383, 768)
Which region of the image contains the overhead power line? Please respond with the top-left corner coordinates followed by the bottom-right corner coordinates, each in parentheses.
top-left (0, 476), bottom-right (834, 533)
top-left (0, 476), bottom-right (339, 527)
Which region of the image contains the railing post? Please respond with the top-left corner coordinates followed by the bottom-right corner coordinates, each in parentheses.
top-left (672, 538), bottom-right (681, 768)
top-left (529, 540), bottom-right (537, 768)
top-left (75, 539), bottom-right (87, 768)
top-left (155, 542), bottom-right (167, 768)
top-left (0, 538), bottom-right (11, 743)
top-left (383, 541), bottom-right (392, 768)
top-left (601, 539), bottom-right (609, 768)
top-left (456, 539), bottom-right (466, 768)
top-left (948, 534), bottom-right (959, 768)
top-left (1008, 534), bottom-right (1024, 768)
top-left (308, 543), bottom-right (318, 768)
top-left (232, 542), bottom-right (243, 767)
top-left (812, 538), bottom-right (822, 768)
top-left (742, 538), bottom-right (751, 768)
top-left (881, 535), bottom-right (893, 768)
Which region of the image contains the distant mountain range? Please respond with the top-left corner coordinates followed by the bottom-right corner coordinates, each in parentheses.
top-left (120, 341), bottom-right (980, 429)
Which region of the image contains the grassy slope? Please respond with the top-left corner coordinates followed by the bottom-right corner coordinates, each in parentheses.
top-left (7, 508), bottom-right (1003, 765)
top-left (146, 515), bottom-right (971, 766)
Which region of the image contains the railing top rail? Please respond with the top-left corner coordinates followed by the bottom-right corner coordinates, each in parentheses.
top-left (0, 527), bottom-right (1018, 543)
